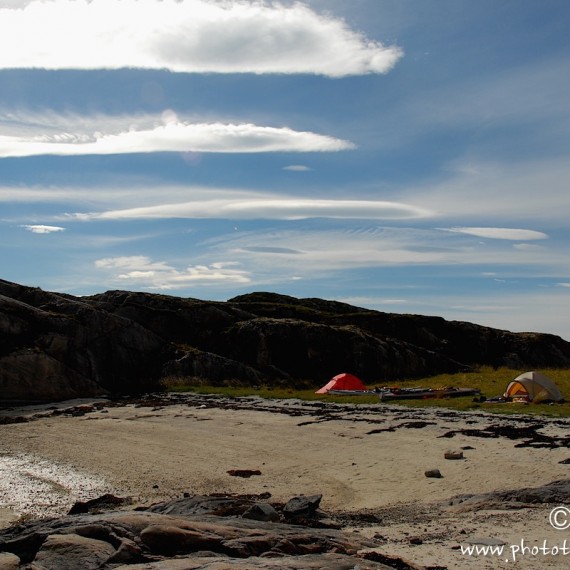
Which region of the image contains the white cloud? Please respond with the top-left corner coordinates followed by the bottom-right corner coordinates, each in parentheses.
top-left (72, 197), bottom-right (433, 222)
top-left (442, 227), bottom-right (548, 241)
top-left (95, 256), bottom-right (250, 289)
top-left (0, 117), bottom-right (354, 157)
top-left (0, 0), bottom-right (402, 77)
top-left (513, 243), bottom-right (544, 251)
top-left (282, 165), bottom-right (311, 171)
top-left (20, 224), bottom-right (65, 234)
top-left (95, 256), bottom-right (174, 272)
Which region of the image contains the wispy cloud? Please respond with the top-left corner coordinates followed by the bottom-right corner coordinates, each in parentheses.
top-left (442, 227), bottom-right (548, 241)
top-left (20, 224), bottom-right (65, 234)
top-left (401, 157), bottom-right (570, 224)
top-left (95, 256), bottom-right (250, 289)
top-left (0, 0), bottom-right (402, 77)
top-left (206, 226), bottom-right (568, 274)
top-left (83, 225), bottom-right (570, 300)
top-left (71, 197), bottom-right (433, 222)
top-left (282, 165), bottom-right (311, 172)
top-left (0, 114), bottom-right (354, 157)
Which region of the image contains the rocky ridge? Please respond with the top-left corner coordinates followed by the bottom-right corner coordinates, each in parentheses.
top-left (1, 279), bottom-right (570, 403)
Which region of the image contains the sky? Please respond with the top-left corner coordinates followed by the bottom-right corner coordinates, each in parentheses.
top-left (1, 0), bottom-right (569, 341)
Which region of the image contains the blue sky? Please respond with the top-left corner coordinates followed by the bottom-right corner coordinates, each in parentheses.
top-left (1, 0), bottom-right (569, 340)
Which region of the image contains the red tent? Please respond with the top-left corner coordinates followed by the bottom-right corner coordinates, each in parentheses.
top-left (315, 373), bottom-right (367, 394)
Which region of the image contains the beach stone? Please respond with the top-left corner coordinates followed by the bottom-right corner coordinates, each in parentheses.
top-left (33, 533), bottom-right (115, 569)
top-left (0, 552), bottom-right (20, 570)
top-left (444, 450), bottom-right (464, 460)
top-left (242, 503), bottom-right (280, 522)
top-left (425, 469), bottom-right (443, 478)
top-left (227, 469), bottom-right (262, 478)
top-left (68, 493), bottom-right (131, 514)
top-left (283, 494), bottom-right (322, 519)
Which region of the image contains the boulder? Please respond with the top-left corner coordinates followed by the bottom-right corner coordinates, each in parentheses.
top-left (282, 495), bottom-right (322, 520)
top-left (0, 552), bottom-right (20, 570)
top-left (33, 533), bottom-right (115, 569)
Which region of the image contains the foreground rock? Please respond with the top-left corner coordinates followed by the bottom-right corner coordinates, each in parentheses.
top-left (445, 478), bottom-right (570, 511)
top-left (0, 494), bottom-right (392, 569)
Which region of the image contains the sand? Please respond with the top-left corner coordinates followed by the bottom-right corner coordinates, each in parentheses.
top-left (1, 394), bottom-right (569, 568)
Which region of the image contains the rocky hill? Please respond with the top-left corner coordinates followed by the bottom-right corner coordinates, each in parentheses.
top-left (1, 279), bottom-right (569, 403)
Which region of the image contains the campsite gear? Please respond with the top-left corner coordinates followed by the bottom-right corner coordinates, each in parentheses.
top-left (315, 373), bottom-right (368, 394)
top-left (377, 386), bottom-right (480, 401)
top-left (503, 371), bottom-right (564, 403)
top-left (327, 389), bottom-right (373, 396)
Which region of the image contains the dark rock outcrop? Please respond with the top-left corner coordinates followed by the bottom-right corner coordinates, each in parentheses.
top-left (445, 478), bottom-right (570, 511)
top-left (1, 279), bottom-right (570, 403)
top-left (0, 280), bottom-right (170, 403)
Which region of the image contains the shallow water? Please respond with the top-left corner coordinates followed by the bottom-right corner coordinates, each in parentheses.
top-left (0, 452), bottom-right (113, 524)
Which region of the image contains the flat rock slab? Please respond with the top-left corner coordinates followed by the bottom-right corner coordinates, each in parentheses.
top-left (33, 533), bottom-right (116, 570)
top-left (113, 552), bottom-right (395, 569)
top-left (446, 478), bottom-right (570, 511)
top-left (0, 501), bottom-right (380, 569)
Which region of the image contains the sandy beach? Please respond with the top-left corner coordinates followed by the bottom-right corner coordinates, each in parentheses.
top-left (1, 394), bottom-right (569, 569)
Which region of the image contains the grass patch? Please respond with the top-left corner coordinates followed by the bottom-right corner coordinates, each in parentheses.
top-left (161, 367), bottom-right (570, 417)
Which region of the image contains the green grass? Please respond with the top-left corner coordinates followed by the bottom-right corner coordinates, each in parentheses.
top-left (161, 367), bottom-right (570, 417)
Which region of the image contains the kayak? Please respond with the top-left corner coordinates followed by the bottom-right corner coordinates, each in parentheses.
top-left (378, 387), bottom-right (480, 401)
top-left (326, 389), bottom-right (375, 396)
